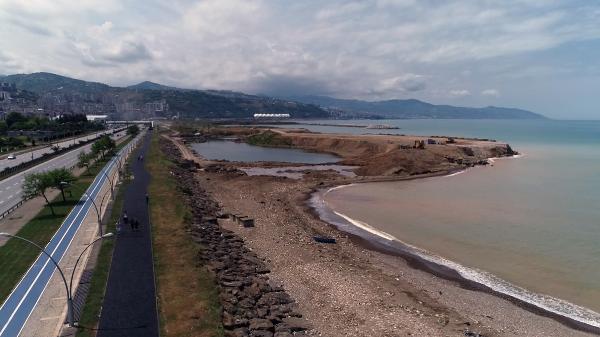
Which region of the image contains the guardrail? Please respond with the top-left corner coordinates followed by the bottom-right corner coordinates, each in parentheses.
top-left (0, 197), bottom-right (31, 221)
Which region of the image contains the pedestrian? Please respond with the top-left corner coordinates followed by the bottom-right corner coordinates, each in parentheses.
top-left (134, 218), bottom-right (141, 231)
top-left (122, 211), bottom-right (128, 224)
top-left (130, 217), bottom-right (136, 231)
top-left (145, 193), bottom-right (149, 204)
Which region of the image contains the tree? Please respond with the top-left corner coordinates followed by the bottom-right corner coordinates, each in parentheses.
top-left (0, 120), bottom-right (7, 134)
top-left (91, 135), bottom-right (115, 159)
top-left (22, 172), bottom-right (56, 215)
top-left (127, 125), bottom-right (140, 137)
top-left (77, 151), bottom-right (92, 171)
top-left (48, 168), bottom-right (76, 202)
top-left (5, 112), bottom-right (25, 128)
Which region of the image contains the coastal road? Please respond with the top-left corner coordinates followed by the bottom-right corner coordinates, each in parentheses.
top-left (0, 134), bottom-right (141, 337)
top-left (0, 128), bottom-right (124, 172)
top-left (0, 132), bottom-right (126, 217)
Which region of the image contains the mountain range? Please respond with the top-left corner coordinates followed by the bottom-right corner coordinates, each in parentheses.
top-left (286, 95), bottom-right (546, 119)
top-left (0, 72), bottom-right (546, 119)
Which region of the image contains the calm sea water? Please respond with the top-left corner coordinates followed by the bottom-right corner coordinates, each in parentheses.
top-left (301, 119), bottom-right (600, 327)
top-left (190, 140), bottom-right (340, 163)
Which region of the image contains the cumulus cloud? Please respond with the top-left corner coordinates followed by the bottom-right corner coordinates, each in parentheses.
top-left (449, 89), bottom-right (471, 97)
top-left (481, 89), bottom-right (500, 97)
top-left (101, 41), bottom-right (152, 63)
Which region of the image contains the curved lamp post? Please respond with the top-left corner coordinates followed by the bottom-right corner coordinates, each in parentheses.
top-left (101, 170), bottom-right (115, 194)
top-left (0, 232), bottom-right (113, 327)
top-left (83, 193), bottom-right (103, 236)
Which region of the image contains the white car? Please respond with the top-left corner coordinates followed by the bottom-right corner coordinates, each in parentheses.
top-left (7, 154), bottom-right (16, 160)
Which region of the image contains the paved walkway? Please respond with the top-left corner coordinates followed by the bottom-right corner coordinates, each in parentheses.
top-left (97, 133), bottom-right (158, 337)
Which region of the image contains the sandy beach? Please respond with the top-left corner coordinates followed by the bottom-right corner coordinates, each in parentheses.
top-left (167, 127), bottom-right (598, 336)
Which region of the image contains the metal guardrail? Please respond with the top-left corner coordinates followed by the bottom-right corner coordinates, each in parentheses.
top-left (0, 197), bottom-right (33, 221)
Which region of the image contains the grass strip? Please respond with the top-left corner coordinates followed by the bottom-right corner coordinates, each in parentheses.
top-left (0, 137), bottom-right (131, 304)
top-left (147, 132), bottom-right (222, 337)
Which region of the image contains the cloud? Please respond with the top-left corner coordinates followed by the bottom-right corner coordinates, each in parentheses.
top-left (449, 89), bottom-right (471, 97)
top-left (252, 74), bottom-right (334, 97)
top-left (101, 41), bottom-right (152, 63)
top-left (0, 0), bottom-right (599, 113)
top-left (481, 89), bottom-right (500, 97)
top-left (6, 17), bottom-right (53, 36)
top-left (372, 74), bottom-right (427, 95)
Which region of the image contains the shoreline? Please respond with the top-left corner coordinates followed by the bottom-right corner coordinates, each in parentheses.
top-left (170, 126), bottom-right (598, 336)
top-left (307, 180), bottom-right (600, 334)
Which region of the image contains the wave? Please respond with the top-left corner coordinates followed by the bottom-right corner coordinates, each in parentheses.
top-left (311, 186), bottom-right (600, 329)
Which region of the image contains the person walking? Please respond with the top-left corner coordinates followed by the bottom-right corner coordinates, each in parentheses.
top-left (130, 217), bottom-right (136, 231)
top-left (145, 193), bottom-right (149, 204)
top-left (122, 211), bottom-right (128, 225)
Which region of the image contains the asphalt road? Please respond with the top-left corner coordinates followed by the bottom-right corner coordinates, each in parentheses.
top-left (0, 132), bottom-right (126, 216)
top-left (0, 135), bottom-right (141, 337)
top-left (0, 129), bottom-right (122, 172)
top-left (97, 132), bottom-right (158, 337)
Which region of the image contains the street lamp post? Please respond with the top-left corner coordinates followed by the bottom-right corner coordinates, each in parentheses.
top-left (83, 193), bottom-right (103, 236)
top-left (102, 169), bottom-right (115, 194)
top-left (0, 232), bottom-right (113, 327)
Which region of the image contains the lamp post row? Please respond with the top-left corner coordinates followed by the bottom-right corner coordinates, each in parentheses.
top-left (0, 131), bottom-right (142, 327)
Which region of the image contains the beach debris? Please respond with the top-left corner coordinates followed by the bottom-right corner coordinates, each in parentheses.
top-left (413, 140), bottom-right (426, 149)
top-left (313, 236), bottom-right (336, 244)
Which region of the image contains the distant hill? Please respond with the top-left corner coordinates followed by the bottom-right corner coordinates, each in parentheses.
top-left (127, 81), bottom-right (181, 91)
top-left (1, 72), bottom-right (330, 119)
top-left (288, 95), bottom-right (546, 119)
top-left (2, 72), bottom-right (111, 94)
top-left (1, 72), bottom-right (545, 119)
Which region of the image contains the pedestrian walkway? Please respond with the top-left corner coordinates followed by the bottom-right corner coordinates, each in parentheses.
top-left (97, 133), bottom-right (158, 337)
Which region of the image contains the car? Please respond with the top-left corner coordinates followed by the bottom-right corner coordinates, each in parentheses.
top-left (7, 154), bottom-right (16, 160)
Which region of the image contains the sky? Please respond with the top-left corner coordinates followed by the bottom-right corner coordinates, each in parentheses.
top-left (0, 0), bottom-right (599, 119)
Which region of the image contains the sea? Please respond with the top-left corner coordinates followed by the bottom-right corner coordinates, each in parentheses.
top-left (288, 119), bottom-right (600, 328)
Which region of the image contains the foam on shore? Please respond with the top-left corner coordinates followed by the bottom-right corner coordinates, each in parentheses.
top-left (311, 185), bottom-right (600, 329)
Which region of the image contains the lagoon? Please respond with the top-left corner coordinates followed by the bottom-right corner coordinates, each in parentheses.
top-left (190, 140), bottom-right (340, 164)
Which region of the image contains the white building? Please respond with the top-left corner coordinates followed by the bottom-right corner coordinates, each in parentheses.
top-left (253, 113), bottom-right (291, 118)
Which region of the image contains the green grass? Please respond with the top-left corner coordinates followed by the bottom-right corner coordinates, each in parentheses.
top-left (0, 137), bottom-right (132, 305)
top-left (0, 180), bottom-right (88, 301)
top-left (147, 133), bottom-right (222, 337)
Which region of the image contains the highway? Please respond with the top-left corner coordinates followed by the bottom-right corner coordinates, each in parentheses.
top-left (0, 132), bottom-right (126, 217)
top-left (0, 129), bottom-right (122, 172)
top-left (0, 133), bottom-right (141, 337)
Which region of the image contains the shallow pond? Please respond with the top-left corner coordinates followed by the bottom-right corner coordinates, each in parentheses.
top-left (240, 165), bottom-right (357, 179)
top-left (191, 140), bottom-right (340, 164)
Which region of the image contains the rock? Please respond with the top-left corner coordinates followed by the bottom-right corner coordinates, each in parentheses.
top-left (250, 331), bottom-right (273, 337)
top-left (274, 332), bottom-right (293, 337)
top-left (249, 318), bottom-right (274, 331)
top-left (225, 327), bottom-right (249, 337)
top-left (258, 292), bottom-right (293, 307)
top-left (282, 317), bottom-right (311, 332)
